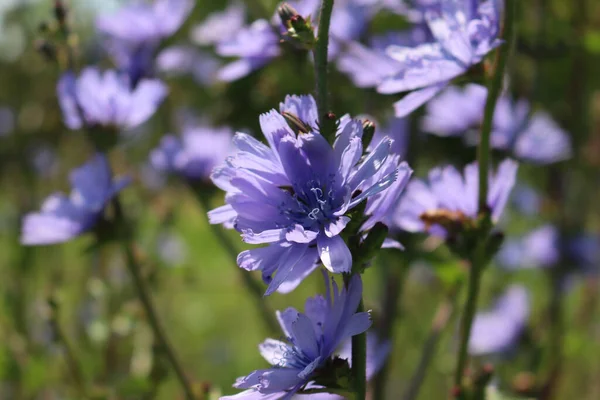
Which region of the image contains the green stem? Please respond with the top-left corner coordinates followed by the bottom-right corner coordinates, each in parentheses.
top-left (312, 0), bottom-right (336, 143)
top-left (373, 254), bottom-right (408, 400)
top-left (454, 256), bottom-right (484, 387)
top-left (192, 187), bottom-right (279, 334)
top-left (477, 0), bottom-right (516, 212)
top-left (114, 200), bottom-right (196, 400)
top-left (352, 298), bottom-right (367, 400)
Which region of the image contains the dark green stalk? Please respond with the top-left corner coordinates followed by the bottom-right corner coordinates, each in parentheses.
top-left (455, 0), bottom-right (516, 387)
top-left (373, 254), bottom-right (408, 400)
top-left (312, 0), bottom-right (336, 143)
top-left (454, 254), bottom-right (485, 386)
top-left (113, 200), bottom-right (196, 400)
top-left (352, 298), bottom-right (367, 400)
top-left (477, 0), bottom-right (516, 212)
top-left (192, 187), bottom-right (279, 334)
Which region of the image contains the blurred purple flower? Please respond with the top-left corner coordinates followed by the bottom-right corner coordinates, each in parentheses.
top-left (510, 184), bottom-right (542, 216)
top-left (57, 68), bottom-right (167, 130)
top-left (29, 145), bottom-right (59, 178)
top-left (423, 84), bottom-right (572, 164)
top-left (156, 45), bottom-right (221, 85)
top-left (215, 19), bottom-right (281, 82)
top-left (567, 234), bottom-right (600, 274)
top-left (469, 285), bottom-right (530, 355)
top-left (97, 0), bottom-right (194, 84)
top-left (393, 159), bottom-right (518, 236)
top-left (496, 225), bottom-right (559, 270)
top-left (190, 2), bottom-right (246, 46)
top-left (378, 0), bottom-right (502, 117)
top-left (156, 231), bottom-right (188, 266)
top-left (150, 124), bottom-right (233, 181)
top-left (0, 106), bottom-right (14, 137)
top-left (21, 154), bottom-right (130, 245)
top-left (209, 95), bottom-right (411, 294)
top-left (221, 273), bottom-right (371, 400)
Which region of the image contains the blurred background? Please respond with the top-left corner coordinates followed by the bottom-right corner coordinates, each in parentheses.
top-left (1, 0), bottom-right (600, 399)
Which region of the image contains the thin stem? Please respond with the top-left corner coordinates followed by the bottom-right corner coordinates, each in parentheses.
top-left (454, 255), bottom-right (484, 387)
top-left (49, 299), bottom-right (89, 399)
top-left (403, 286), bottom-right (460, 400)
top-left (352, 298), bottom-right (367, 400)
top-left (114, 200), bottom-right (196, 400)
top-left (373, 254), bottom-right (408, 400)
top-left (477, 0), bottom-right (516, 212)
top-left (192, 187), bottom-right (279, 334)
top-left (312, 0), bottom-right (336, 143)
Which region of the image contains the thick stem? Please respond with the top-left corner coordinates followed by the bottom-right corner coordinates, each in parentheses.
top-left (193, 187), bottom-right (279, 334)
top-left (477, 0), bottom-right (516, 212)
top-left (114, 200), bottom-right (196, 400)
top-left (454, 255), bottom-right (484, 387)
top-left (373, 254), bottom-right (408, 400)
top-left (312, 0), bottom-right (336, 143)
top-left (352, 298), bottom-right (367, 400)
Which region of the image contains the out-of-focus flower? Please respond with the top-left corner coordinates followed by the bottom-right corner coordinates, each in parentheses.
top-left (496, 225), bottom-right (559, 270)
top-left (209, 95), bottom-right (411, 294)
top-left (21, 154), bottom-right (130, 245)
top-left (221, 273), bottom-right (371, 400)
top-left (190, 2), bottom-right (246, 46)
top-left (57, 68), bottom-right (167, 131)
top-left (378, 0), bottom-right (502, 117)
top-left (97, 0), bottom-right (194, 84)
top-left (150, 124), bottom-right (233, 182)
top-left (156, 45), bottom-right (221, 85)
top-left (0, 106), bottom-right (14, 137)
top-left (510, 184), bottom-right (542, 216)
top-left (422, 84), bottom-right (572, 164)
top-left (469, 285), bottom-right (530, 356)
top-left (215, 19), bottom-right (281, 82)
top-left (393, 159), bottom-right (518, 237)
top-left (29, 145), bottom-right (59, 178)
top-left (156, 231), bottom-right (188, 265)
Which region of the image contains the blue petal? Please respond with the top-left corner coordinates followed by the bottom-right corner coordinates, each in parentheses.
top-left (317, 235), bottom-right (352, 273)
top-left (393, 82), bottom-right (448, 118)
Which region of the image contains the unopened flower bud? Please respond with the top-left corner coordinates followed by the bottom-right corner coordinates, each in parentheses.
top-left (54, 1), bottom-right (67, 25)
top-left (277, 3), bottom-right (299, 26)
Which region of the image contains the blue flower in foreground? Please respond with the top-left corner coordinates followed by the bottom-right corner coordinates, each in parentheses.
top-left (469, 285), bottom-right (530, 356)
top-left (393, 159), bottom-right (517, 237)
top-left (57, 68), bottom-right (167, 131)
top-left (378, 0), bottom-right (502, 117)
top-left (150, 124), bottom-right (233, 181)
top-left (21, 154), bottom-right (130, 245)
top-left (97, 0), bottom-right (194, 84)
top-left (221, 273), bottom-right (371, 400)
top-left (422, 84), bottom-right (572, 164)
top-left (297, 334), bottom-right (391, 400)
top-left (209, 95), bottom-right (412, 294)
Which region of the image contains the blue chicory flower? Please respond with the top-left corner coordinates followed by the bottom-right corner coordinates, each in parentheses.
top-left (57, 67), bottom-right (168, 131)
top-left (190, 2), bottom-right (247, 46)
top-left (377, 0), bottom-right (503, 117)
top-left (209, 95), bottom-right (412, 294)
top-left (150, 124), bottom-right (233, 181)
top-left (221, 272), bottom-right (372, 400)
top-left (393, 159), bottom-right (518, 237)
top-left (422, 84), bottom-right (572, 164)
top-left (496, 225), bottom-right (559, 270)
top-left (469, 285), bottom-right (530, 356)
top-left (21, 154), bottom-right (130, 245)
top-left (96, 0), bottom-right (194, 85)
